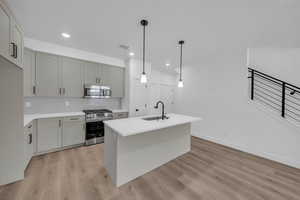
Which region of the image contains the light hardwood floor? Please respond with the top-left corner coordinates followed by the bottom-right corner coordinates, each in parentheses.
top-left (1, 137), bottom-right (300, 200)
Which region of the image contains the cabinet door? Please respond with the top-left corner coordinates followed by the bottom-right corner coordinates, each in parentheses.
top-left (101, 64), bottom-right (124, 97)
top-left (36, 52), bottom-right (60, 96)
top-left (23, 48), bottom-right (36, 96)
top-left (100, 64), bottom-right (111, 86)
top-left (109, 66), bottom-right (124, 98)
top-left (37, 118), bottom-right (62, 152)
top-left (84, 61), bottom-right (100, 84)
top-left (11, 20), bottom-right (24, 67)
top-left (61, 57), bottom-right (84, 97)
top-left (0, 3), bottom-right (11, 60)
top-left (62, 116), bottom-right (85, 147)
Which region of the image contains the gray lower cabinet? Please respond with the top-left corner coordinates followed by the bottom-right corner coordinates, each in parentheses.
top-left (23, 48), bottom-right (36, 96)
top-left (61, 57), bottom-right (84, 97)
top-left (101, 64), bottom-right (124, 97)
top-left (36, 116), bottom-right (85, 154)
top-left (24, 121), bottom-right (35, 168)
top-left (36, 52), bottom-right (60, 97)
top-left (62, 116), bottom-right (85, 147)
top-left (37, 118), bottom-right (62, 152)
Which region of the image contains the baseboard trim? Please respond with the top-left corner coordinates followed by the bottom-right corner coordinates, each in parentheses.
top-left (34, 143), bottom-right (84, 156)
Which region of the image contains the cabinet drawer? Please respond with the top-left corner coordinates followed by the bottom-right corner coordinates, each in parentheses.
top-left (113, 112), bottom-right (128, 119)
top-left (63, 116), bottom-right (85, 122)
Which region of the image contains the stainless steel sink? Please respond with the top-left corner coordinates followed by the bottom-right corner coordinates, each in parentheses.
top-left (142, 116), bottom-right (169, 121)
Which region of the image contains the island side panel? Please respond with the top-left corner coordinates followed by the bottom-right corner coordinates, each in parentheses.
top-left (104, 126), bottom-right (118, 185)
top-left (116, 123), bottom-right (191, 186)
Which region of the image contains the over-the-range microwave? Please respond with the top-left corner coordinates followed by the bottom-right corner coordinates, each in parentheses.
top-left (84, 84), bottom-right (112, 98)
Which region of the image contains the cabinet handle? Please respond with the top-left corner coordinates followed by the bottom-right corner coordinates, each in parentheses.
top-left (10, 43), bottom-right (14, 57)
top-left (28, 133), bottom-right (32, 144)
top-left (27, 125), bottom-right (32, 129)
top-left (10, 42), bottom-right (16, 58)
top-left (70, 118), bottom-right (80, 121)
top-left (33, 86), bottom-right (36, 95)
top-left (59, 120), bottom-right (62, 127)
top-left (59, 88), bottom-right (62, 95)
top-left (15, 45), bottom-right (18, 58)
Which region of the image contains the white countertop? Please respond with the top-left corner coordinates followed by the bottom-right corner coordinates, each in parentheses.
top-left (104, 113), bottom-right (201, 137)
top-left (24, 112), bottom-right (85, 127)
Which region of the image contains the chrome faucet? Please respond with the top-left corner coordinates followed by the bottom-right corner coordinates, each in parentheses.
top-left (154, 101), bottom-right (168, 120)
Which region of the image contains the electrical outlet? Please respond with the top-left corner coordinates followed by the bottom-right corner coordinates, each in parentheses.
top-left (65, 101), bottom-right (70, 107)
top-left (25, 102), bottom-right (32, 108)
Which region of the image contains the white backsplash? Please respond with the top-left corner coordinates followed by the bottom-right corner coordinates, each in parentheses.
top-left (24, 97), bottom-right (121, 114)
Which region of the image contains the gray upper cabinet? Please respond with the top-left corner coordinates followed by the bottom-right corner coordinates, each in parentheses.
top-left (0, 3), bottom-right (10, 60)
top-left (101, 64), bottom-right (111, 86)
top-left (0, 1), bottom-right (24, 68)
top-left (83, 61), bottom-right (100, 85)
top-left (10, 20), bottom-right (24, 67)
top-left (61, 57), bottom-right (84, 97)
top-left (36, 52), bottom-right (60, 97)
top-left (101, 64), bottom-right (125, 98)
top-left (26, 49), bottom-right (125, 98)
top-left (23, 48), bottom-right (36, 97)
top-left (110, 66), bottom-right (124, 98)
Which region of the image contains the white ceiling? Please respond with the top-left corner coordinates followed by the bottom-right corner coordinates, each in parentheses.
top-left (7, 0), bottom-right (300, 69)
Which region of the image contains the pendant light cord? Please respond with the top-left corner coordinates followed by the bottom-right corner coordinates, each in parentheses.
top-left (179, 41), bottom-right (184, 81)
top-left (143, 24), bottom-right (146, 74)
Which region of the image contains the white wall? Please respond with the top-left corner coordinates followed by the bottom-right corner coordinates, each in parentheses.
top-left (248, 48), bottom-right (300, 86)
top-left (25, 38), bottom-right (125, 67)
top-left (124, 59), bottom-right (151, 117)
top-left (149, 69), bottom-right (177, 115)
top-left (174, 50), bottom-right (300, 168)
top-left (122, 59), bottom-right (177, 117)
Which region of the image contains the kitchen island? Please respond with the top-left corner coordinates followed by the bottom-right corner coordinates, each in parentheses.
top-left (103, 113), bottom-right (201, 186)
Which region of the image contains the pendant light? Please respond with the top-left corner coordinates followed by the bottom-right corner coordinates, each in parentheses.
top-left (178, 40), bottom-right (184, 88)
top-left (140, 19), bottom-right (148, 83)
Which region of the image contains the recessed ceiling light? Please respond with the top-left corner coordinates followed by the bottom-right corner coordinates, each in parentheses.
top-left (61, 33), bottom-right (71, 38)
top-left (165, 63), bottom-right (170, 67)
top-left (129, 52), bottom-right (135, 56)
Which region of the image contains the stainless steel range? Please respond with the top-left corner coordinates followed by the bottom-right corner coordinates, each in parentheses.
top-left (83, 109), bottom-right (113, 145)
